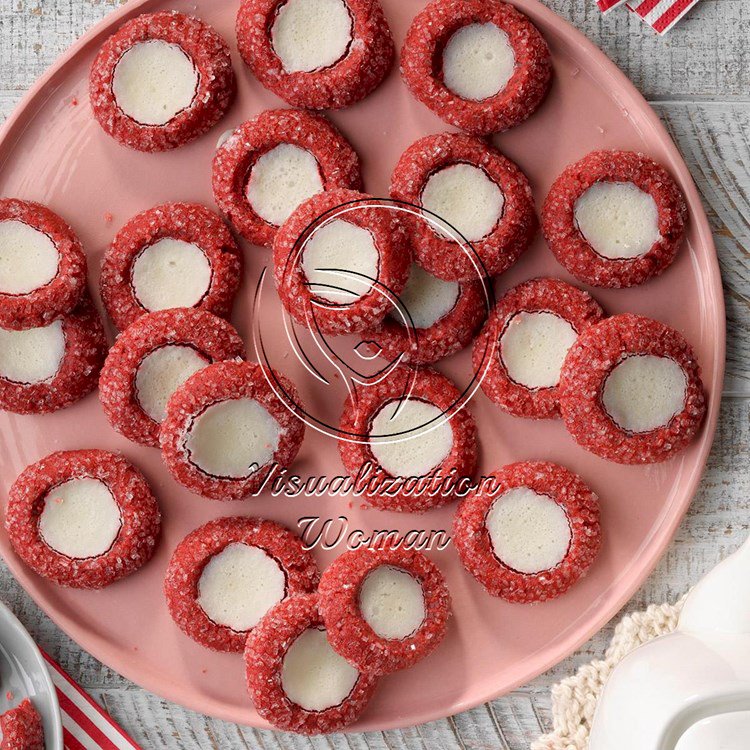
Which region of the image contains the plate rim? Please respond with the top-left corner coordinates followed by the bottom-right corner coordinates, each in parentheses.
top-left (0, 600), bottom-right (64, 749)
top-left (0, 0), bottom-right (726, 733)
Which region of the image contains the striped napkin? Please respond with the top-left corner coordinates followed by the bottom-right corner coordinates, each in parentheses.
top-left (596, 0), bottom-right (701, 34)
top-left (41, 652), bottom-right (140, 750)
top-left (627, 0), bottom-right (701, 35)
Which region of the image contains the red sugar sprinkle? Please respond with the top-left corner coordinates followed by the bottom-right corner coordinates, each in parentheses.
top-left (236, 0), bottom-right (394, 110)
top-left (5, 449), bottom-right (161, 589)
top-left (453, 461), bottom-right (601, 603)
top-left (390, 133), bottom-right (536, 282)
top-left (473, 277), bottom-right (604, 419)
top-left (338, 365), bottom-right (478, 512)
top-left (400, 0), bottom-right (552, 135)
top-left (89, 11), bottom-right (236, 152)
top-left (0, 698), bottom-right (43, 750)
top-left (212, 108), bottom-right (362, 247)
top-left (542, 150), bottom-right (687, 288)
top-left (245, 593), bottom-right (379, 734)
top-left (558, 314), bottom-right (706, 464)
top-left (164, 516), bottom-right (319, 652)
top-left (0, 198), bottom-right (87, 330)
top-left (318, 546), bottom-right (451, 675)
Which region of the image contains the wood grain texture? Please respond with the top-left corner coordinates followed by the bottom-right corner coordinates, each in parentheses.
top-left (0, 1), bottom-right (747, 748)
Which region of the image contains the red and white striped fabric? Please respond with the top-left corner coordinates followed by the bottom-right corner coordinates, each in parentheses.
top-left (596, 0), bottom-right (628, 14)
top-left (627, 0), bottom-right (701, 34)
top-left (41, 652), bottom-right (140, 750)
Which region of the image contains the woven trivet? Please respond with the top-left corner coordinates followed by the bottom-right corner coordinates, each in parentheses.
top-left (531, 596), bottom-right (687, 749)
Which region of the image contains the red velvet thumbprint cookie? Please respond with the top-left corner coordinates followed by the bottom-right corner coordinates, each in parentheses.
top-left (453, 461), bottom-right (601, 602)
top-left (318, 546), bottom-right (451, 675)
top-left (542, 150), bottom-right (687, 288)
top-left (165, 517), bottom-right (319, 652)
top-left (90, 12), bottom-right (235, 152)
top-left (339, 366), bottom-right (478, 512)
top-left (274, 189), bottom-right (411, 335)
top-left (160, 360), bottom-right (305, 500)
top-left (365, 265), bottom-right (487, 365)
top-left (212, 109), bottom-right (362, 247)
top-left (99, 309), bottom-right (245, 447)
top-left (559, 314), bottom-right (706, 464)
top-left (401, 0), bottom-right (552, 136)
top-left (245, 593), bottom-right (379, 734)
top-left (236, 0), bottom-right (394, 110)
top-left (0, 199), bottom-right (86, 330)
top-left (100, 203), bottom-right (242, 331)
top-left (0, 296), bottom-right (107, 415)
top-left (390, 133), bottom-right (536, 282)
top-left (473, 278), bottom-right (604, 419)
top-left (5, 450), bottom-right (161, 589)
top-left (0, 699), bottom-right (44, 750)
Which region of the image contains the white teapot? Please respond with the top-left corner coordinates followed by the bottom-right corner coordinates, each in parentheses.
top-left (589, 535), bottom-right (750, 749)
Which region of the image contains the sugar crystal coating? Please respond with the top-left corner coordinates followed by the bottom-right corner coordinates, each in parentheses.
top-left (453, 461), bottom-right (601, 602)
top-left (273, 189), bottom-right (411, 336)
top-left (100, 202), bottom-right (242, 331)
top-left (0, 698), bottom-right (44, 750)
top-left (160, 360), bottom-right (306, 500)
top-left (5, 449), bottom-right (161, 589)
top-left (558, 313), bottom-right (706, 463)
top-left (90, 11), bottom-right (236, 152)
top-left (400, 0), bottom-right (551, 135)
top-left (99, 308), bottom-right (246, 447)
top-left (213, 109), bottom-right (361, 247)
top-left (364, 268), bottom-right (487, 365)
top-left (390, 133), bottom-right (536, 282)
top-left (0, 295), bottom-right (107, 415)
top-left (164, 516), bottom-right (319, 652)
top-left (318, 545), bottom-right (451, 675)
top-left (338, 365), bottom-right (478, 512)
top-left (473, 277), bottom-right (604, 419)
top-left (245, 593), bottom-right (379, 734)
top-left (0, 199), bottom-right (87, 330)
top-left (542, 150), bottom-right (687, 288)
top-left (236, 0), bottom-right (394, 110)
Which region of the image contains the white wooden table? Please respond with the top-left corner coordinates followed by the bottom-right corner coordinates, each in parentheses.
top-left (1, 0), bottom-right (748, 746)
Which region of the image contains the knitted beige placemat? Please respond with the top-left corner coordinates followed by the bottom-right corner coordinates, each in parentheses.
top-left (531, 597), bottom-right (686, 750)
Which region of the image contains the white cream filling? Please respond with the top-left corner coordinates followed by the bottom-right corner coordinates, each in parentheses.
top-left (0, 220), bottom-right (59, 295)
top-left (197, 543), bottom-right (286, 632)
top-left (574, 181), bottom-right (661, 260)
top-left (369, 398), bottom-right (453, 478)
top-left (0, 320), bottom-right (65, 384)
top-left (185, 397), bottom-right (282, 478)
top-left (112, 40), bottom-right (198, 126)
top-left (500, 311), bottom-right (578, 390)
top-left (486, 487), bottom-right (571, 574)
top-left (359, 565), bottom-right (426, 640)
top-left (389, 264), bottom-right (460, 329)
top-left (442, 22), bottom-right (515, 101)
top-left (301, 219), bottom-right (379, 303)
top-left (135, 344), bottom-right (208, 423)
top-left (245, 144), bottom-right (324, 227)
top-left (131, 238), bottom-right (212, 312)
top-left (281, 627), bottom-right (359, 711)
top-left (601, 354), bottom-right (687, 433)
top-left (271, 0), bottom-right (353, 73)
top-left (38, 478), bottom-right (122, 559)
top-left (421, 163), bottom-right (504, 242)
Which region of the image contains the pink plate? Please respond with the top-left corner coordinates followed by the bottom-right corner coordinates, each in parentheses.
top-left (0, 0), bottom-right (724, 732)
